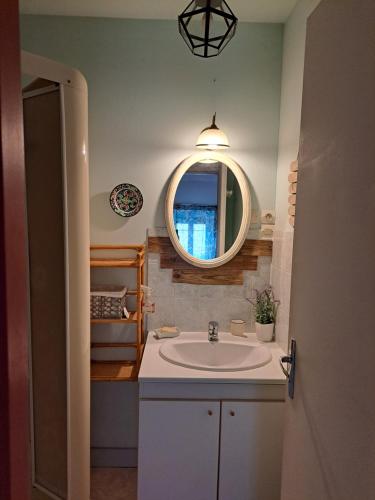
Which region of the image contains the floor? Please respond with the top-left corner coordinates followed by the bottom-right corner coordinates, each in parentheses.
top-left (91, 468), bottom-right (138, 500)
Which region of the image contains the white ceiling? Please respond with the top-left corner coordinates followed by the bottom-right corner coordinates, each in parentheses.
top-left (19, 0), bottom-right (299, 23)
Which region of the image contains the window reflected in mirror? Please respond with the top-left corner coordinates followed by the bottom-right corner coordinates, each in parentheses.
top-left (173, 162), bottom-right (243, 260)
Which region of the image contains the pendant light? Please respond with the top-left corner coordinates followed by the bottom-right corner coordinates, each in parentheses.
top-left (196, 113), bottom-right (229, 150)
top-left (178, 0), bottom-right (238, 58)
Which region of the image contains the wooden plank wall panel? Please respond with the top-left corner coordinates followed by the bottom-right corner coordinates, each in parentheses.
top-left (148, 237), bottom-right (272, 257)
top-left (160, 253), bottom-right (258, 271)
top-left (148, 237), bottom-right (272, 285)
top-left (148, 236), bottom-right (174, 253)
top-left (238, 239), bottom-right (272, 257)
top-left (173, 269), bottom-right (244, 285)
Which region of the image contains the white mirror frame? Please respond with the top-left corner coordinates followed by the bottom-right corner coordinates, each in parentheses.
top-left (165, 151), bottom-right (251, 269)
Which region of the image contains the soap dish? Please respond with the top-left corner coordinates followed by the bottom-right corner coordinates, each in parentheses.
top-left (154, 327), bottom-right (181, 340)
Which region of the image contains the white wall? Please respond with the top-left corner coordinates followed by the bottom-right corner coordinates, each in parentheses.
top-left (271, 0), bottom-right (322, 353)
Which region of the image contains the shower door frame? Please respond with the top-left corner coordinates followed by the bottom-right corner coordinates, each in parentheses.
top-left (22, 51), bottom-right (91, 500)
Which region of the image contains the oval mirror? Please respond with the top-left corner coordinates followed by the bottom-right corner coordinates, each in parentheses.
top-left (166, 152), bottom-right (251, 268)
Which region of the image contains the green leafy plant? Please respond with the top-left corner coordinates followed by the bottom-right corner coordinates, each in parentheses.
top-left (247, 286), bottom-right (279, 325)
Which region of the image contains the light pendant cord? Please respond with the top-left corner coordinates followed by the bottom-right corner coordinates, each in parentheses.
top-left (212, 77), bottom-right (217, 118)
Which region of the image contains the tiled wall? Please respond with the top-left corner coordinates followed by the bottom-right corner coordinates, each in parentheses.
top-left (270, 0), bottom-right (321, 355)
top-left (270, 230), bottom-right (294, 353)
top-left (147, 251), bottom-right (272, 334)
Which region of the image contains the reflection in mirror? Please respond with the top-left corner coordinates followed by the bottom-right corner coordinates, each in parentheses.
top-left (173, 162), bottom-right (243, 260)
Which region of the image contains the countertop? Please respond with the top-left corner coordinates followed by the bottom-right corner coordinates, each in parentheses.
top-left (139, 331), bottom-right (287, 385)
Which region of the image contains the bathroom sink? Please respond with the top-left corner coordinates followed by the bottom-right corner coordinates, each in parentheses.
top-left (159, 339), bottom-right (272, 371)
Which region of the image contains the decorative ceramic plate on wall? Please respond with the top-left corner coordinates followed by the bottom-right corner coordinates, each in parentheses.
top-left (109, 183), bottom-right (143, 217)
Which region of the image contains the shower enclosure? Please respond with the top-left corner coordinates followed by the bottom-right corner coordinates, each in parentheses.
top-left (22, 51), bottom-right (90, 500)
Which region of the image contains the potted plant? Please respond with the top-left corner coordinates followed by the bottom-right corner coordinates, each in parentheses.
top-left (248, 286), bottom-right (279, 342)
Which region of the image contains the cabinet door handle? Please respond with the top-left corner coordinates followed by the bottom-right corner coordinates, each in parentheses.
top-left (208, 410), bottom-right (213, 416)
top-left (230, 411), bottom-right (235, 416)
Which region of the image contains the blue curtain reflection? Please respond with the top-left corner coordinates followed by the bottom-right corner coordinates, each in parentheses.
top-left (174, 205), bottom-right (217, 260)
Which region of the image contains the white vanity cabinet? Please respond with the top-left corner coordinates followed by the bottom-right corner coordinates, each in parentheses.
top-left (138, 399), bottom-right (284, 500)
top-left (138, 332), bottom-right (286, 500)
top-left (219, 401), bottom-right (284, 500)
top-left (138, 400), bottom-right (221, 500)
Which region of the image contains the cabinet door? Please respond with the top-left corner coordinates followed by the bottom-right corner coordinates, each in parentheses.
top-left (219, 401), bottom-right (284, 500)
top-left (138, 400), bottom-right (220, 500)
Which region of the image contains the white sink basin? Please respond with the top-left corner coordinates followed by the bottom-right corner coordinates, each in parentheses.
top-left (159, 339), bottom-right (272, 372)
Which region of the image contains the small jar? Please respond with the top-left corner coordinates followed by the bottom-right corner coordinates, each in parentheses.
top-left (230, 319), bottom-right (246, 337)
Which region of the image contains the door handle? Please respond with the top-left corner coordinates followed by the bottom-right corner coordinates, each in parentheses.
top-left (279, 356), bottom-right (291, 378)
top-left (279, 338), bottom-right (296, 399)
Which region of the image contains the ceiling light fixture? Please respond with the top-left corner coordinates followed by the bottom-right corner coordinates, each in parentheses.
top-left (196, 113), bottom-right (229, 150)
top-left (178, 0), bottom-right (238, 58)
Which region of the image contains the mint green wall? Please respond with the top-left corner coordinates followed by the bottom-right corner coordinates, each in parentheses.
top-left (20, 15), bottom-right (283, 464)
top-left (20, 16), bottom-right (283, 244)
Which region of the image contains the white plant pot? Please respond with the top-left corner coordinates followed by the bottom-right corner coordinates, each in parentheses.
top-left (255, 322), bottom-right (274, 342)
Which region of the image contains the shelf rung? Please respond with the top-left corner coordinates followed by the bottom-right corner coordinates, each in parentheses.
top-left (92, 360), bottom-right (136, 365)
top-left (91, 361), bottom-right (138, 382)
top-left (127, 290), bottom-right (144, 297)
top-left (90, 313), bottom-right (138, 324)
top-left (90, 258), bottom-right (139, 268)
top-left (91, 342), bottom-right (138, 348)
top-left (90, 244), bottom-right (145, 251)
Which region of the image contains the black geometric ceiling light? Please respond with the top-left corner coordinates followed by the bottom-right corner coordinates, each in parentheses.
top-left (178, 0), bottom-right (238, 58)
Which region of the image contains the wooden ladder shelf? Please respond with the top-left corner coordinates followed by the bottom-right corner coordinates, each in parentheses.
top-left (90, 244), bottom-right (145, 382)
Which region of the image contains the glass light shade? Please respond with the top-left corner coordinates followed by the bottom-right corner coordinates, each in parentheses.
top-left (196, 114), bottom-right (230, 150)
top-left (178, 0), bottom-right (238, 58)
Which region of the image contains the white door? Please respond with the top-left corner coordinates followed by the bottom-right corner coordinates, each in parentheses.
top-left (281, 1), bottom-right (375, 499)
top-left (219, 401), bottom-right (284, 500)
top-left (138, 400), bottom-right (220, 500)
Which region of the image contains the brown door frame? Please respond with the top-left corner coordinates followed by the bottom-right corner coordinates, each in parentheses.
top-left (0, 1), bottom-right (31, 499)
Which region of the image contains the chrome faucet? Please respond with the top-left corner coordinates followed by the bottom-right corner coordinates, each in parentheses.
top-left (208, 321), bottom-right (219, 343)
